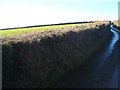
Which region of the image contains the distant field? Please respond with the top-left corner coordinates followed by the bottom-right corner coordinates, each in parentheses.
top-left (1, 23), bottom-right (87, 38)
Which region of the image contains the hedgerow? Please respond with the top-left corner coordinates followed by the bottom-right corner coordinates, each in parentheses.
top-left (2, 21), bottom-right (112, 88)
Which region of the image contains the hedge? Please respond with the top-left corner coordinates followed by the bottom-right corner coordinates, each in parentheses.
top-left (2, 21), bottom-right (113, 88)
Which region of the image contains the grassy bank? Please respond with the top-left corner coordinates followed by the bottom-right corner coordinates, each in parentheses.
top-left (113, 20), bottom-right (120, 30)
top-left (2, 21), bottom-right (112, 88)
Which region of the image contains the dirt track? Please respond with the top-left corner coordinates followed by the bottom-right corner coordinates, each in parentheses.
top-left (53, 27), bottom-right (120, 88)
top-left (88, 36), bottom-right (120, 88)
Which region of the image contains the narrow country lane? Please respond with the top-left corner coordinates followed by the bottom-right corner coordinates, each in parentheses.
top-left (53, 25), bottom-right (120, 88)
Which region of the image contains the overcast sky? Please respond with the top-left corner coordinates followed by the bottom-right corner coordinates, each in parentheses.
top-left (0, 0), bottom-right (119, 29)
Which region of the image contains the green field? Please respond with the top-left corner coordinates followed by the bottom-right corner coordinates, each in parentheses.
top-left (1, 23), bottom-right (87, 38)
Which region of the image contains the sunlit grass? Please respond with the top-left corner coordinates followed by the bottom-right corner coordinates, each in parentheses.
top-left (1, 23), bottom-right (87, 38)
top-left (113, 20), bottom-right (120, 27)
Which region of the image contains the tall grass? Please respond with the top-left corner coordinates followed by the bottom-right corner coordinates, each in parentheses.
top-left (2, 21), bottom-right (112, 88)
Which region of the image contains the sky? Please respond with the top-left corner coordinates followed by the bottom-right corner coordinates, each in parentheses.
top-left (0, 0), bottom-right (119, 29)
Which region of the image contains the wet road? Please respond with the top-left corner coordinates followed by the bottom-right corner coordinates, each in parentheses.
top-left (54, 25), bottom-right (119, 88)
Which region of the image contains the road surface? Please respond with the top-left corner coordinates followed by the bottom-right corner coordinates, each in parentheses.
top-left (53, 25), bottom-right (120, 88)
